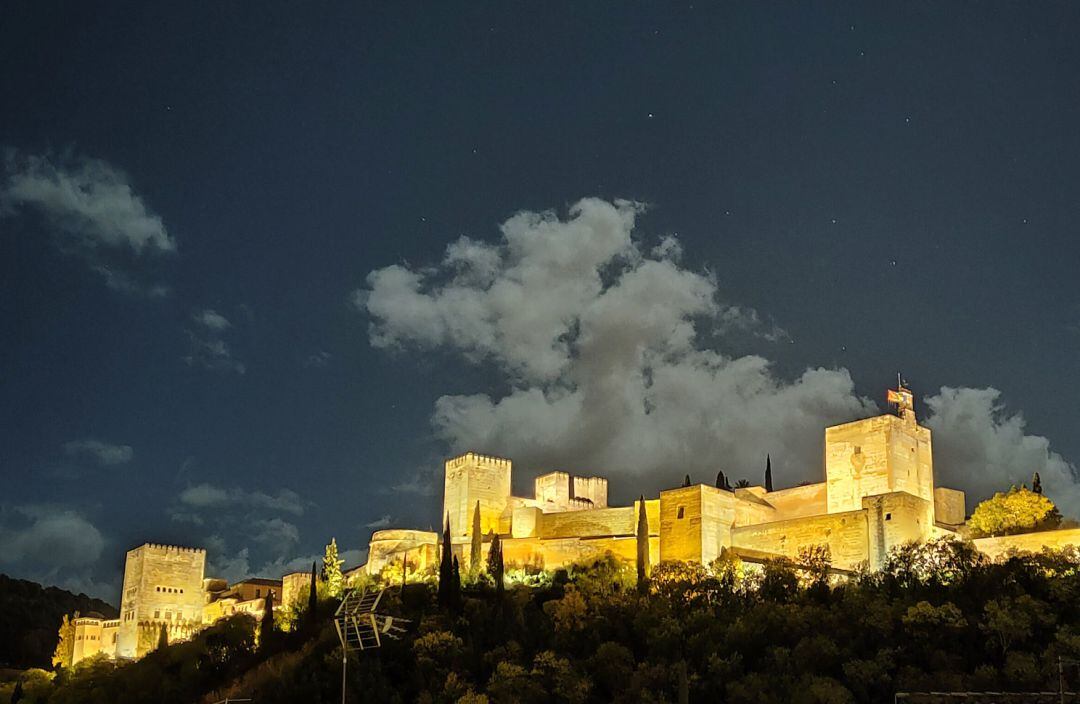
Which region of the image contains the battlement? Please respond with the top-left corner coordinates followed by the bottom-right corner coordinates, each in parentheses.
top-left (535, 471), bottom-right (608, 512)
top-left (446, 451), bottom-right (512, 470)
top-left (130, 543), bottom-right (207, 555)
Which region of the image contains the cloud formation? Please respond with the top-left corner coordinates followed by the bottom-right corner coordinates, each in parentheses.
top-left (360, 197), bottom-right (1079, 514)
top-left (184, 309), bottom-right (245, 374)
top-left (1, 151), bottom-right (174, 294)
top-left (925, 387), bottom-right (1080, 512)
top-left (178, 483), bottom-right (305, 515)
top-left (0, 506), bottom-right (105, 568)
top-left (63, 438), bottom-right (134, 466)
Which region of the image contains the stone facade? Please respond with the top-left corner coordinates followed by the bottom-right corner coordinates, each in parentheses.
top-left (69, 544), bottom-right (282, 666)
top-left (116, 543), bottom-right (207, 659)
top-left (363, 391), bottom-right (1031, 577)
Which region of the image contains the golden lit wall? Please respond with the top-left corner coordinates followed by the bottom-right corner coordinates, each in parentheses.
top-left (366, 529), bottom-right (439, 576)
top-left (731, 509), bottom-right (870, 570)
top-left (933, 487), bottom-right (966, 525)
top-left (761, 483), bottom-right (828, 521)
top-left (826, 415), bottom-right (934, 514)
top-left (116, 544), bottom-right (206, 659)
top-left (535, 505), bottom-right (636, 539)
top-left (973, 527), bottom-right (1080, 561)
top-left (443, 452), bottom-right (512, 537)
top-left (863, 492), bottom-right (934, 569)
top-left (501, 535), bottom-right (659, 571)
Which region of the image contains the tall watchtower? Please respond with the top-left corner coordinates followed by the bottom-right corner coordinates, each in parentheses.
top-left (443, 452), bottom-right (512, 537)
top-left (115, 543), bottom-right (206, 659)
top-left (825, 382), bottom-right (934, 514)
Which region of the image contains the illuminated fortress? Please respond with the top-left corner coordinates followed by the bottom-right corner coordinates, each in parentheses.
top-left (363, 386), bottom-right (1080, 576)
top-left (61, 385), bottom-right (1080, 666)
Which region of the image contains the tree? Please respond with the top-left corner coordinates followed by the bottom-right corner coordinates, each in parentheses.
top-left (682, 474), bottom-right (691, 487)
top-left (487, 532), bottom-right (504, 596)
top-left (716, 470), bottom-right (728, 490)
top-left (734, 478), bottom-right (751, 489)
top-left (307, 561), bottom-right (318, 625)
top-left (157, 623), bottom-right (168, 650)
top-left (52, 613), bottom-right (75, 669)
top-left (764, 454), bottom-right (774, 492)
top-left (1032, 471), bottom-right (1043, 495)
top-left (636, 495), bottom-right (650, 592)
top-left (452, 556), bottom-right (462, 606)
top-left (259, 591), bottom-right (275, 647)
top-left (322, 538), bottom-right (344, 598)
top-left (438, 513), bottom-right (454, 608)
top-left (968, 486), bottom-right (1062, 537)
top-left (470, 501), bottom-right (483, 578)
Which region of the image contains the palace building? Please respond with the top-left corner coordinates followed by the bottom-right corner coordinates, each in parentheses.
top-left (61, 384), bottom-right (1080, 667)
top-left (362, 385), bottom-right (1080, 577)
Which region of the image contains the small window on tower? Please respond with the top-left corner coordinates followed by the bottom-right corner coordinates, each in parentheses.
top-left (677, 506), bottom-right (685, 519)
top-left (854, 446), bottom-right (862, 454)
top-left (885, 513), bottom-right (892, 521)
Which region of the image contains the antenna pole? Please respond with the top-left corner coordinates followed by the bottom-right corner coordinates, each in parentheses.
top-left (342, 646), bottom-right (348, 704)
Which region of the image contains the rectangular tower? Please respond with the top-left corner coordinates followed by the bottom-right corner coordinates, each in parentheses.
top-left (825, 410), bottom-right (934, 514)
top-left (116, 543), bottom-right (206, 659)
top-left (443, 452), bottom-right (512, 537)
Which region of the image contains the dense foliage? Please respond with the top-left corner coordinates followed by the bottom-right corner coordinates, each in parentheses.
top-left (8, 540), bottom-right (1080, 703)
top-left (0, 575), bottom-right (116, 669)
top-left (968, 486), bottom-right (1062, 538)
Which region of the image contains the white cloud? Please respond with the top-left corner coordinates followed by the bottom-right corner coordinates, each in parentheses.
top-left (360, 198), bottom-right (872, 490)
top-left (1, 151), bottom-right (175, 294)
top-left (178, 483), bottom-right (305, 515)
top-left (205, 534), bottom-right (367, 584)
top-left (63, 438), bottom-right (134, 466)
top-left (364, 515), bottom-right (392, 529)
top-left (251, 517), bottom-right (301, 552)
top-left (925, 387), bottom-right (1080, 514)
top-left (194, 309), bottom-right (231, 331)
top-left (359, 197), bottom-right (1080, 515)
top-left (0, 506), bottom-right (105, 568)
top-left (184, 331), bottom-right (245, 374)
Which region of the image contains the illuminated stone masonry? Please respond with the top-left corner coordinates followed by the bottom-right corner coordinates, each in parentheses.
top-left (67, 543), bottom-right (281, 666)
top-left (363, 385), bottom-right (1080, 579)
top-left (63, 386), bottom-right (1080, 667)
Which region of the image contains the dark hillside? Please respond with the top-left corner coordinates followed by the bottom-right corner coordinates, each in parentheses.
top-left (0, 575), bottom-right (117, 669)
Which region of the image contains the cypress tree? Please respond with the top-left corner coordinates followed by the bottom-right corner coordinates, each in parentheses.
top-left (765, 454), bottom-right (774, 492)
top-left (716, 470), bottom-right (725, 490)
top-left (682, 474), bottom-right (691, 487)
top-left (636, 495), bottom-right (650, 592)
top-left (452, 555), bottom-right (462, 608)
top-left (470, 501), bottom-right (482, 577)
top-left (157, 623), bottom-right (168, 650)
top-left (307, 561), bottom-right (318, 625)
top-left (487, 532), bottom-right (504, 596)
top-left (1033, 471), bottom-right (1043, 495)
top-left (259, 591), bottom-right (275, 647)
top-left (438, 513), bottom-right (453, 607)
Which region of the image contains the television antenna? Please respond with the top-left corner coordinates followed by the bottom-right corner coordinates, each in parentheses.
top-left (333, 587), bottom-right (409, 704)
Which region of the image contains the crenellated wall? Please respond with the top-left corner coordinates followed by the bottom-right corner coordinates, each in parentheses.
top-left (443, 452), bottom-right (512, 537)
top-left (116, 544), bottom-right (206, 659)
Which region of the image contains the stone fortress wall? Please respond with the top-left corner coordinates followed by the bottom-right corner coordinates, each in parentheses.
top-left (364, 389), bottom-right (1080, 579)
top-left (116, 543), bottom-right (207, 659)
top-left (66, 387), bottom-right (1080, 668)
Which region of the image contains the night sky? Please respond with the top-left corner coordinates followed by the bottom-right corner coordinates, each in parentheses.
top-left (3, 2), bottom-right (1079, 600)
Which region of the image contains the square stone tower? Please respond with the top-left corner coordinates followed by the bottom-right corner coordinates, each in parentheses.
top-left (825, 401), bottom-right (934, 515)
top-left (443, 452), bottom-right (512, 537)
top-left (116, 543), bottom-right (206, 659)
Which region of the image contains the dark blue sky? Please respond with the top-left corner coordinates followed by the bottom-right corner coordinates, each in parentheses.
top-left (2, 2), bottom-right (1079, 599)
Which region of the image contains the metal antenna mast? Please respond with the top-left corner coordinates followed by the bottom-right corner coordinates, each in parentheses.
top-left (333, 587), bottom-right (410, 704)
